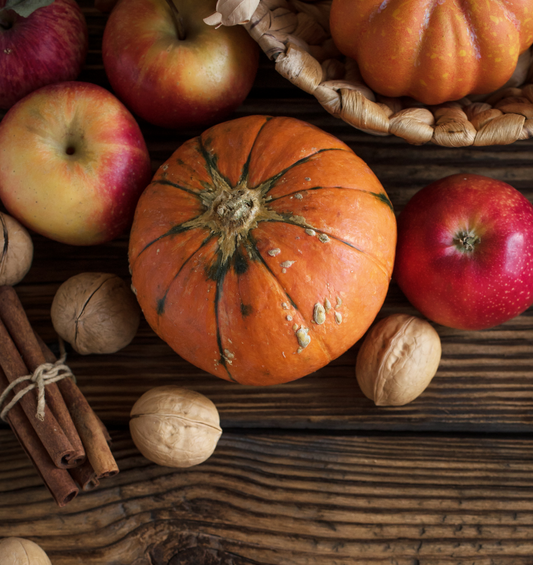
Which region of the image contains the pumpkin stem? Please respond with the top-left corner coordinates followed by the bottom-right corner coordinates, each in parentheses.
top-left (206, 187), bottom-right (262, 265)
top-left (213, 189), bottom-right (260, 231)
top-left (216, 194), bottom-right (254, 224)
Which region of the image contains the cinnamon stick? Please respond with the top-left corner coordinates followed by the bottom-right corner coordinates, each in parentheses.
top-left (96, 412), bottom-right (112, 444)
top-left (0, 316), bottom-right (79, 469)
top-left (36, 334), bottom-right (119, 480)
top-left (0, 368), bottom-right (79, 507)
top-left (0, 286), bottom-right (86, 468)
top-left (68, 417), bottom-right (111, 490)
top-left (69, 459), bottom-right (100, 491)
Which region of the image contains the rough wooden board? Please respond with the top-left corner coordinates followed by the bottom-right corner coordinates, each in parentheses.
top-left (2, 1), bottom-right (533, 563)
top-left (2, 429), bottom-right (533, 564)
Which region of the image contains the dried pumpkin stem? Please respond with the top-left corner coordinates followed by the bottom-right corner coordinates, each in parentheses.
top-left (214, 189), bottom-right (259, 228)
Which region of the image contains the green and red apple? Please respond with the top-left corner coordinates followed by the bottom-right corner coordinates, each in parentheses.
top-left (0, 81), bottom-right (152, 246)
top-left (102, 0), bottom-right (260, 130)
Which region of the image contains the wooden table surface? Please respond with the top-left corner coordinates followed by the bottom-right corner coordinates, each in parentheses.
top-left (1, 2), bottom-right (533, 563)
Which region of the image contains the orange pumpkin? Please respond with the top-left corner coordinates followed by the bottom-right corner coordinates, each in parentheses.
top-left (128, 115), bottom-right (396, 385)
top-left (330, 0), bottom-right (533, 105)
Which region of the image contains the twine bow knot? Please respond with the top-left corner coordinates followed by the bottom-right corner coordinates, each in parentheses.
top-left (0, 345), bottom-right (75, 422)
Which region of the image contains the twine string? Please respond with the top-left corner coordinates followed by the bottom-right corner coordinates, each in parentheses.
top-left (0, 340), bottom-right (75, 422)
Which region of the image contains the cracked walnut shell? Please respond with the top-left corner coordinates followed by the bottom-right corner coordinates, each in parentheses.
top-left (356, 314), bottom-right (441, 406)
top-left (130, 386), bottom-right (222, 468)
top-left (51, 272), bottom-right (141, 355)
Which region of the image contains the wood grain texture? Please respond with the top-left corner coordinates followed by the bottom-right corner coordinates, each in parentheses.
top-left (2, 429), bottom-right (533, 564)
top-left (2, 4), bottom-right (533, 561)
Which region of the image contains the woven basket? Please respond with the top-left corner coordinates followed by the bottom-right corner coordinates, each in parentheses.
top-left (208, 0), bottom-right (533, 147)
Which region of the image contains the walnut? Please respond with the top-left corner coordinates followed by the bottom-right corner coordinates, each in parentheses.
top-left (51, 272), bottom-right (141, 355)
top-left (356, 313), bottom-right (441, 406)
top-left (0, 212), bottom-right (33, 286)
top-left (130, 386), bottom-right (222, 468)
top-left (0, 537), bottom-right (51, 565)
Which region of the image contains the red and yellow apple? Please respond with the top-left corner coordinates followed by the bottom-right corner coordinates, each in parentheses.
top-left (394, 174), bottom-right (533, 330)
top-left (101, 0), bottom-right (260, 130)
top-left (0, 0), bottom-right (88, 109)
top-left (0, 81), bottom-right (153, 246)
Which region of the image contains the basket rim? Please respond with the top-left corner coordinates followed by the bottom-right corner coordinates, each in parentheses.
top-left (229, 0), bottom-right (533, 148)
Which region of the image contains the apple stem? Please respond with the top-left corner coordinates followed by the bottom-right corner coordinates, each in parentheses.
top-left (164, 0), bottom-right (186, 41)
top-left (0, 10), bottom-right (13, 30)
top-left (453, 231), bottom-right (481, 252)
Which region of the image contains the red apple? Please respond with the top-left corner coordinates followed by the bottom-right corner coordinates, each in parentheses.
top-left (101, 0), bottom-right (259, 130)
top-left (0, 81), bottom-right (153, 246)
top-left (394, 174), bottom-right (533, 330)
top-left (0, 0), bottom-right (88, 109)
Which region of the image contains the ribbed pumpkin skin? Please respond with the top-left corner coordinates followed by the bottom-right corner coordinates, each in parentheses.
top-left (128, 115), bottom-right (396, 385)
top-left (330, 0), bottom-right (533, 105)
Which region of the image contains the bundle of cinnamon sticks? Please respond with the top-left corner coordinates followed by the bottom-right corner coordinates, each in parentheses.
top-left (0, 285), bottom-right (119, 506)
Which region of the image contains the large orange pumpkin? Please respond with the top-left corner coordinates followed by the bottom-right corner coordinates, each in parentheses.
top-left (128, 115), bottom-right (396, 385)
top-left (330, 0), bottom-right (533, 105)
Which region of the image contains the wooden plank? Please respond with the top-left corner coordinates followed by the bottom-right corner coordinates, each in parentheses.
top-left (2, 429), bottom-right (533, 564)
